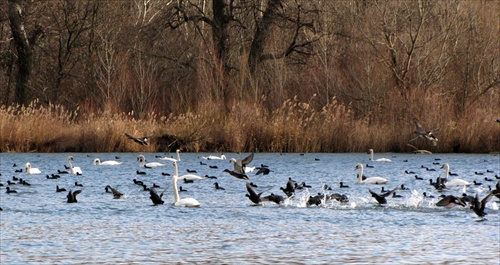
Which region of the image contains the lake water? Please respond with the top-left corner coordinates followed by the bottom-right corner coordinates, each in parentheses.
top-left (1, 152), bottom-right (499, 264)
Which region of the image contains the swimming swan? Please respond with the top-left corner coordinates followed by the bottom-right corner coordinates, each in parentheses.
top-left (25, 163), bottom-right (41, 174)
top-left (137, 155), bottom-right (166, 168)
top-left (93, 158), bottom-right (122, 166)
top-left (172, 161), bottom-right (201, 207)
top-left (67, 156), bottom-right (83, 175)
top-left (368, 149), bottom-right (392, 162)
top-left (355, 163), bottom-right (388, 184)
top-left (158, 149), bottom-right (181, 162)
top-left (441, 163), bottom-right (471, 187)
top-left (202, 154), bottom-right (227, 160)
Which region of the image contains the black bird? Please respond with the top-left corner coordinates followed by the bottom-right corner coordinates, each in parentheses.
top-left (153, 183), bottom-right (160, 188)
top-left (323, 184), bottom-right (333, 190)
top-left (67, 190), bottom-right (82, 203)
top-left (326, 193), bottom-right (349, 203)
top-left (307, 194), bottom-right (324, 206)
top-left (56, 185), bottom-right (67, 192)
top-left (149, 187), bottom-right (164, 205)
top-left (105, 185), bottom-right (123, 199)
top-left (58, 170), bottom-right (69, 174)
top-left (214, 182), bottom-right (225, 190)
top-left (249, 182), bottom-right (258, 188)
top-left (200, 161), bottom-right (207, 165)
top-left (15, 169), bottom-right (22, 173)
top-left (142, 184), bottom-right (150, 191)
top-left (473, 180), bottom-right (482, 186)
top-left (484, 177), bottom-right (493, 182)
top-left (7, 180), bottom-right (16, 185)
top-left (209, 165), bottom-right (218, 169)
top-left (366, 164), bottom-right (374, 168)
top-left (423, 192), bottom-right (434, 199)
top-left (133, 179), bottom-right (144, 186)
top-left (245, 182), bottom-right (266, 204)
top-left (392, 192), bottom-right (403, 198)
top-left (369, 187), bottom-right (397, 204)
top-left (340, 181), bottom-right (349, 189)
top-left (161, 172), bottom-right (171, 176)
top-left (187, 169), bottom-right (197, 173)
top-left (301, 182), bottom-right (312, 188)
top-left (125, 133), bottom-right (153, 146)
top-left (255, 167), bottom-right (271, 175)
top-left (183, 178), bottom-right (194, 184)
top-left (405, 170), bottom-right (415, 174)
top-left (204, 175), bottom-right (217, 179)
top-left (179, 186), bottom-right (187, 192)
top-left (436, 195), bottom-right (466, 208)
top-left (415, 175), bottom-right (423, 180)
top-left (262, 193), bottom-right (284, 205)
top-left (475, 171), bottom-right (484, 175)
top-left (12, 176), bottom-right (19, 181)
top-left (471, 192), bottom-right (494, 217)
top-left (136, 170), bottom-right (146, 175)
top-left (222, 169), bottom-right (250, 180)
top-left (280, 178), bottom-right (295, 198)
top-left (75, 182), bottom-right (83, 187)
top-left (400, 184), bottom-right (409, 190)
top-left (6, 187), bottom-right (17, 193)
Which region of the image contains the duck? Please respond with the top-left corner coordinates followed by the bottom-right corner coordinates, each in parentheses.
top-left (6, 187), bottom-right (17, 193)
top-left (75, 182), bottom-right (83, 187)
top-left (125, 133), bottom-right (153, 146)
top-left (435, 195), bottom-right (466, 208)
top-left (339, 182), bottom-right (349, 188)
top-left (261, 193), bottom-right (284, 205)
top-left (105, 185), bottom-right (123, 199)
top-left (158, 149), bottom-right (181, 162)
top-left (255, 167), bottom-right (271, 175)
top-left (214, 182), bottom-right (225, 190)
top-left (137, 155), bottom-right (166, 168)
top-left (67, 156), bottom-right (83, 175)
top-left (25, 163), bottom-right (41, 174)
top-left (171, 161), bottom-right (201, 207)
top-left (369, 187), bottom-right (397, 204)
top-left (56, 185), bottom-right (67, 192)
top-left (245, 182), bottom-right (267, 204)
top-left (136, 170), bottom-right (146, 175)
top-left (133, 179), bottom-right (144, 186)
top-left (471, 192), bottom-right (494, 217)
top-left (355, 164), bottom-right (388, 184)
top-left (368, 149), bottom-right (392, 162)
top-left (66, 190), bottom-right (82, 203)
top-left (228, 153), bottom-right (254, 177)
top-left (422, 192), bottom-right (434, 199)
top-left (149, 187), bottom-right (164, 205)
top-left (93, 158), bottom-right (122, 166)
top-left (280, 178), bottom-right (295, 198)
top-left (410, 118), bottom-right (439, 146)
top-left (441, 163), bottom-right (471, 187)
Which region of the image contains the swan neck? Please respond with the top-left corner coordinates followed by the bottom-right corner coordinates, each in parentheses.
top-left (370, 150), bottom-right (374, 161)
top-left (443, 165), bottom-right (449, 179)
top-left (172, 176), bottom-right (180, 203)
top-left (176, 150), bottom-right (181, 161)
top-left (358, 165), bottom-right (363, 182)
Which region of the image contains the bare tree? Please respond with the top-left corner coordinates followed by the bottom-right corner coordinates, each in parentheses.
top-left (7, 0), bottom-right (43, 105)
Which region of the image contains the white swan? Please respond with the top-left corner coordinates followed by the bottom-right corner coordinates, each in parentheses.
top-left (67, 156), bottom-right (83, 175)
top-left (355, 163), bottom-right (388, 184)
top-left (202, 154), bottom-right (226, 160)
top-left (93, 158), bottom-right (122, 166)
top-left (441, 163), bottom-right (471, 187)
top-left (158, 149), bottom-right (181, 162)
top-left (177, 173), bottom-right (205, 180)
top-left (368, 149), bottom-right (392, 162)
top-left (25, 163), bottom-right (41, 174)
top-left (137, 155), bottom-right (166, 168)
top-left (171, 161), bottom-right (201, 207)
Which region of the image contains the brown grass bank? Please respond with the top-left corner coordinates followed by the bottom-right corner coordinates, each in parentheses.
top-left (1, 97), bottom-right (499, 153)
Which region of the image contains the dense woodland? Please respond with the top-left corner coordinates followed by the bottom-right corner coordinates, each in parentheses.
top-left (0, 0), bottom-right (499, 153)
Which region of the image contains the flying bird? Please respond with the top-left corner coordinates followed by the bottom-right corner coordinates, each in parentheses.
top-left (369, 187), bottom-right (397, 204)
top-left (125, 133), bottom-right (154, 146)
top-left (410, 118), bottom-right (439, 146)
top-left (67, 190), bottom-right (82, 203)
top-left (149, 187), bottom-right (164, 205)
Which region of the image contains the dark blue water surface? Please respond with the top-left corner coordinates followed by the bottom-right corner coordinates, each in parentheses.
top-left (1, 152), bottom-right (499, 264)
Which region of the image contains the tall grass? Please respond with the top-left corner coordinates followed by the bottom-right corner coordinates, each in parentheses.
top-left (1, 96), bottom-right (498, 153)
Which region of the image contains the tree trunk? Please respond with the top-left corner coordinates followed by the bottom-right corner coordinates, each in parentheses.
top-left (248, 0), bottom-right (282, 74)
top-left (8, 0), bottom-right (32, 105)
